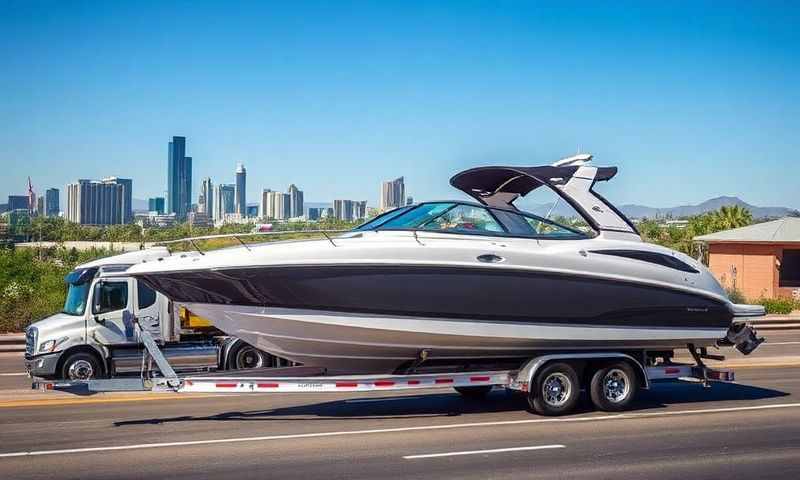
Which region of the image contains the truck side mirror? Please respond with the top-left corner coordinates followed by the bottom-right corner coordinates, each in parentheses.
top-left (92, 282), bottom-right (105, 315)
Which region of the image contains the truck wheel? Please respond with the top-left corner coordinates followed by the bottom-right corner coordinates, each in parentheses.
top-left (529, 362), bottom-right (580, 416)
top-left (60, 352), bottom-right (104, 381)
top-left (229, 342), bottom-right (269, 370)
top-left (454, 385), bottom-right (492, 399)
top-left (589, 362), bottom-right (638, 412)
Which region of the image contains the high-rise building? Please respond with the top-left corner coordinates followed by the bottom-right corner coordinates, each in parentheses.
top-left (213, 184), bottom-right (236, 222)
top-left (287, 184), bottom-right (304, 218)
top-left (36, 196), bottom-right (44, 216)
top-left (148, 197), bottom-right (165, 214)
top-left (167, 136), bottom-right (192, 220)
top-left (102, 177), bottom-right (132, 223)
top-left (333, 200), bottom-right (368, 221)
top-left (380, 176), bottom-right (405, 211)
top-left (65, 179), bottom-right (125, 225)
top-left (307, 207), bottom-right (322, 221)
top-left (261, 191), bottom-right (290, 220)
top-left (406, 196), bottom-right (414, 206)
top-left (45, 188), bottom-right (59, 217)
top-left (235, 163), bottom-right (246, 216)
top-left (7, 195), bottom-right (28, 211)
top-left (199, 177), bottom-right (213, 215)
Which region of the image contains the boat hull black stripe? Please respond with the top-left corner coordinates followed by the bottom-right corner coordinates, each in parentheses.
top-left (138, 264), bottom-right (732, 329)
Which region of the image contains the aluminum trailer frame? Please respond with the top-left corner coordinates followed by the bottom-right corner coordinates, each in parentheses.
top-left (32, 320), bottom-right (735, 396)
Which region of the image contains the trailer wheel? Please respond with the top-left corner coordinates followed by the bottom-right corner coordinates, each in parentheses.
top-left (529, 362), bottom-right (580, 416)
top-left (60, 352), bottom-right (104, 381)
top-left (454, 385), bottom-right (492, 399)
top-left (229, 342), bottom-right (269, 370)
top-left (589, 361), bottom-right (638, 412)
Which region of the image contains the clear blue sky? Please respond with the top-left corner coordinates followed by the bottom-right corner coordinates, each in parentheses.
top-left (1, 1), bottom-right (798, 208)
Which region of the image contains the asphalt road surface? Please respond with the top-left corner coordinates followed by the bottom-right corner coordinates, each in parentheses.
top-left (0, 334), bottom-right (799, 479)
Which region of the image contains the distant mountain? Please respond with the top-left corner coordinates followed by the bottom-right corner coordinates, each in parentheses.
top-left (618, 196), bottom-right (799, 220)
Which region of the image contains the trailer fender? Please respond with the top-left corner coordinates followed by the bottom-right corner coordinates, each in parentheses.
top-left (512, 353), bottom-right (649, 393)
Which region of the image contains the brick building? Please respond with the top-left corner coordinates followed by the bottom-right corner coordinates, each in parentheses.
top-left (694, 217), bottom-right (800, 301)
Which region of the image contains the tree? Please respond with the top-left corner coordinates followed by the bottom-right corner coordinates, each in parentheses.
top-left (709, 205), bottom-right (752, 231)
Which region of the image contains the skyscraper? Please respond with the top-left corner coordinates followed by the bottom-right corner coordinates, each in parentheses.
top-left (167, 136), bottom-right (192, 220)
top-left (65, 179), bottom-right (125, 225)
top-left (261, 191), bottom-right (290, 220)
top-left (45, 188), bottom-right (59, 217)
top-left (199, 177), bottom-right (213, 215)
top-left (259, 189), bottom-right (272, 219)
top-left (380, 176), bottom-right (405, 211)
top-left (102, 177), bottom-right (132, 223)
top-left (148, 197), bottom-right (165, 214)
top-left (235, 163), bottom-right (246, 216)
top-left (213, 184), bottom-right (236, 222)
top-left (287, 184), bottom-right (304, 218)
top-left (7, 195), bottom-right (28, 211)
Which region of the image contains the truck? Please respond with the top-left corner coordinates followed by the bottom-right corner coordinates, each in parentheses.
top-left (24, 247), bottom-right (284, 381)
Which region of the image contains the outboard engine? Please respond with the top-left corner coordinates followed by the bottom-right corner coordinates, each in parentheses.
top-left (722, 323), bottom-right (765, 355)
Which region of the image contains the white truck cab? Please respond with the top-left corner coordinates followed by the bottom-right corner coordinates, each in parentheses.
top-left (25, 248), bottom-right (281, 380)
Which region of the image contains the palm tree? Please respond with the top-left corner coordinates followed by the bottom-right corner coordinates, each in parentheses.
top-left (710, 205), bottom-right (753, 231)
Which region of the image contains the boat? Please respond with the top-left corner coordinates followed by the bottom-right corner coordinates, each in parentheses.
top-left (125, 154), bottom-right (764, 373)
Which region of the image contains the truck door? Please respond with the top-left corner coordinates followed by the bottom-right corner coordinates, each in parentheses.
top-left (134, 280), bottom-right (163, 342)
top-left (90, 279), bottom-right (134, 345)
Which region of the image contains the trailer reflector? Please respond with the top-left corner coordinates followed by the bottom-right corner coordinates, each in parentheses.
top-left (215, 383), bottom-right (237, 388)
top-left (257, 383), bottom-right (280, 388)
top-left (435, 378), bottom-right (454, 384)
top-left (664, 367), bottom-right (681, 374)
top-left (374, 381), bottom-right (395, 387)
top-left (335, 382), bottom-right (358, 388)
top-left (470, 376), bottom-right (491, 382)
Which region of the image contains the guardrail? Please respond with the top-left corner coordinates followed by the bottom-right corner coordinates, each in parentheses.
top-left (0, 333), bottom-right (25, 353)
top-left (748, 315), bottom-right (800, 330)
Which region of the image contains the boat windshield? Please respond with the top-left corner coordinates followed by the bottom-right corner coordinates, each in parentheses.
top-left (353, 205), bottom-right (414, 231)
top-left (62, 268), bottom-right (95, 316)
top-left (372, 202), bottom-right (588, 239)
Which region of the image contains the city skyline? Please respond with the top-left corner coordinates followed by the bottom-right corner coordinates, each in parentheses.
top-left (2, 3), bottom-right (798, 211)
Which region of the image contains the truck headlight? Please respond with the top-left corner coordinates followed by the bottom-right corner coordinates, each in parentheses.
top-left (38, 337), bottom-right (68, 353)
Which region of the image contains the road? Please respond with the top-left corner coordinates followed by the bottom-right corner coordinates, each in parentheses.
top-left (0, 333), bottom-right (798, 479)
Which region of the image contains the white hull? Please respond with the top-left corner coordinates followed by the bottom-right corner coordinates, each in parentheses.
top-left (186, 303), bottom-right (728, 373)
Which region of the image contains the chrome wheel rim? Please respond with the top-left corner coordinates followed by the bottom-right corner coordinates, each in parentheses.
top-left (542, 372), bottom-right (571, 407)
top-left (67, 360), bottom-right (94, 380)
top-left (603, 368), bottom-right (631, 403)
top-left (235, 346), bottom-right (264, 369)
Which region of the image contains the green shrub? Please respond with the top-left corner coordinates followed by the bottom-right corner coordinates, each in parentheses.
top-left (754, 297), bottom-right (798, 315)
top-left (725, 287), bottom-right (747, 304)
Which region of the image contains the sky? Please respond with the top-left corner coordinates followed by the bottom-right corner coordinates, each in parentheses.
top-left (1, 1), bottom-right (798, 209)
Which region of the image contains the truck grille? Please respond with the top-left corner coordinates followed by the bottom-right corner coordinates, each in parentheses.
top-left (26, 327), bottom-right (37, 356)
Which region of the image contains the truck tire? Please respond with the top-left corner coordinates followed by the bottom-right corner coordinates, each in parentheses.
top-left (589, 361), bottom-right (638, 412)
top-left (60, 352), bottom-right (104, 381)
top-left (529, 362), bottom-right (580, 416)
top-left (228, 341), bottom-right (270, 370)
top-left (454, 385), bottom-right (493, 399)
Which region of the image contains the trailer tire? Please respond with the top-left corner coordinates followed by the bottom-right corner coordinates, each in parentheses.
top-left (228, 342), bottom-right (270, 370)
top-left (589, 361), bottom-right (638, 412)
top-left (529, 362), bottom-right (580, 416)
top-left (60, 352), bottom-right (104, 381)
top-left (454, 385), bottom-right (492, 399)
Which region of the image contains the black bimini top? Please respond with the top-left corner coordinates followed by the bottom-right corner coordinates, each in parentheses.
top-left (450, 165), bottom-right (618, 208)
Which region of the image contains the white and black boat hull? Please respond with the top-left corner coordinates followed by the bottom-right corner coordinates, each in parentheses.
top-left (185, 303), bottom-right (730, 373)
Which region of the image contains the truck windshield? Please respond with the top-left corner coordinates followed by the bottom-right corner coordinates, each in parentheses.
top-left (62, 268), bottom-right (96, 316)
top-left (63, 283), bottom-right (90, 316)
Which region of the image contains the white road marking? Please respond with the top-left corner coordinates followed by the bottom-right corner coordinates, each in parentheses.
top-left (0, 373), bottom-right (28, 377)
top-left (403, 444), bottom-right (565, 459)
top-left (762, 342), bottom-right (800, 346)
top-left (0, 402), bottom-right (799, 459)
top-left (346, 396), bottom-right (423, 403)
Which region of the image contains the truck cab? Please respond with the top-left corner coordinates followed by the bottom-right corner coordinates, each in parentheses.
top-left (25, 247), bottom-right (281, 380)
